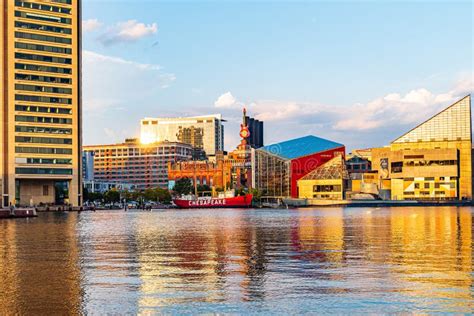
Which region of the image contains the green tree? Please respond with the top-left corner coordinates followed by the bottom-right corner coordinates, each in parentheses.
top-left (156, 187), bottom-right (172, 203)
top-left (197, 184), bottom-right (211, 195)
top-left (143, 188), bottom-right (157, 201)
top-left (249, 188), bottom-right (263, 203)
top-left (83, 187), bottom-right (104, 202)
top-left (173, 178), bottom-right (193, 195)
top-left (104, 189), bottom-right (120, 203)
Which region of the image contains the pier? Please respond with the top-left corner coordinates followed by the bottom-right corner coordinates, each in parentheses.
top-left (0, 208), bottom-right (37, 219)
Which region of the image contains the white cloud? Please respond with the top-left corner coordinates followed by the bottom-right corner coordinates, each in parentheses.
top-left (214, 92), bottom-right (239, 108)
top-left (98, 20), bottom-right (158, 45)
top-left (244, 77), bottom-right (473, 132)
top-left (82, 50), bottom-right (175, 144)
top-left (213, 75), bottom-right (472, 150)
top-left (82, 19), bottom-right (103, 32)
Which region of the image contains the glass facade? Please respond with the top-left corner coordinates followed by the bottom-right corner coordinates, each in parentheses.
top-left (254, 150), bottom-right (291, 197)
top-left (393, 97), bottom-right (471, 143)
top-left (372, 96), bottom-right (472, 200)
top-left (140, 115), bottom-right (225, 156)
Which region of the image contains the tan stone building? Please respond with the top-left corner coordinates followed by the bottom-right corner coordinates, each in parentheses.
top-left (1, 0), bottom-right (81, 206)
top-left (371, 95), bottom-right (472, 200)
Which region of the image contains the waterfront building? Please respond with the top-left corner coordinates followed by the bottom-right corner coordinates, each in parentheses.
top-left (347, 171), bottom-right (381, 197)
top-left (0, 0), bottom-right (81, 206)
top-left (346, 149), bottom-right (372, 174)
top-left (83, 180), bottom-right (135, 194)
top-left (140, 114), bottom-right (225, 157)
top-left (297, 155), bottom-right (349, 200)
top-left (253, 135), bottom-right (345, 198)
top-left (82, 150), bottom-right (94, 182)
top-left (168, 109), bottom-right (254, 191)
top-left (168, 159), bottom-right (231, 190)
top-left (371, 95), bottom-right (472, 200)
top-left (83, 139), bottom-right (193, 190)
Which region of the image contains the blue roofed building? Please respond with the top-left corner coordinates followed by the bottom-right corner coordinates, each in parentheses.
top-left (253, 135), bottom-right (345, 198)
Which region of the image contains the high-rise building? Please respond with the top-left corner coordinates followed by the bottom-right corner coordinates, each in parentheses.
top-left (245, 115), bottom-right (264, 148)
top-left (140, 115), bottom-right (225, 157)
top-left (371, 95), bottom-right (472, 200)
top-left (83, 139), bottom-right (193, 190)
top-left (0, 0), bottom-right (81, 207)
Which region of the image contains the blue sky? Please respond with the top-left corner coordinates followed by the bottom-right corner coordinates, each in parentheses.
top-left (81, 0), bottom-right (473, 151)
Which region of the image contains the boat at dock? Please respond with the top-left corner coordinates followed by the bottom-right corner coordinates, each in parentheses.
top-left (173, 193), bottom-right (253, 209)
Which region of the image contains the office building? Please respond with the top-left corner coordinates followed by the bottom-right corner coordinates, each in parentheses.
top-left (82, 150), bottom-right (94, 182)
top-left (140, 114), bottom-right (225, 157)
top-left (245, 115), bottom-right (264, 148)
top-left (371, 95), bottom-right (472, 200)
top-left (83, 139), bottom-right (193, 190)
top-left (169, 108), bottom-right (255, 191)
top-left (253, 135), bottom-right (345, 198)
top-left (0, 0), bottom-right (81, 206)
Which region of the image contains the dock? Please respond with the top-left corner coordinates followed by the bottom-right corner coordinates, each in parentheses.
top-left (0, 208), bottom-right (38, 219)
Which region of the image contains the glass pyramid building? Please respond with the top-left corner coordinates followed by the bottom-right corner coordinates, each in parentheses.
top-left (393, 95), bottom-right (471, 144)
top-left (373, 95), bottom-right (473, 200)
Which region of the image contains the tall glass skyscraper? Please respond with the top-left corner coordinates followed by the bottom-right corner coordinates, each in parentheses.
top-left (0, 0), bottom-right (82, 206)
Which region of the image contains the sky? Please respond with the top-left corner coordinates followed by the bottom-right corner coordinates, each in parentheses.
top-left (81, 0), bottom-right (473, 152)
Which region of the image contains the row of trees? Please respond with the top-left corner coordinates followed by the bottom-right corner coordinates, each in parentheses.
top-left (172, 178), bottom-right (212, 196)
top-left (83, 187), bottom-right (172, 204)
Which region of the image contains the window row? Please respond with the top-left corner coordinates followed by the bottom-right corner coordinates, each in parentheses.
top-left (413, 182), bottom-right (456, 189)
top-left (15, 32), bottom-right (71, 45)
top-left (15, 73), bottom-right (72, 84)
top-left (26, 158), bottom-right (72, 165)
top-left (15, 84), bottom-right (72, 95)
top-left (16, 136), bottom-right (72, 145)
top-left (16, 115), bottom-right (72, 124)
top-left (15, 94), bottom-right (72, 105)
top-left (15, 147), bottom-right (72, 154)
top-left (15, 125), bottom-right (72, 135)
top-left (15, 21), bottom-right (72, 34)
top-left (51, 0), bottom-right (72, 4)
top-left (15, 105), bottom-right (72, 115)
top-left (15, 52), bottom-right (72, 65)
top-left (15, 1), bottom-right (71, 14)
top-left (16, 168), bottom-right (72, 175)
top-left (15, 10), bottom-right (71, 25)
top-left (15, 42), bottom-right (72, 55)
top-left (15, 63), bottom-right (72, 75)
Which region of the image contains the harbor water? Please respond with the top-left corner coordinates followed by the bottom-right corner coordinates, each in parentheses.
top-left (0, 207), bottom-right (472, 314)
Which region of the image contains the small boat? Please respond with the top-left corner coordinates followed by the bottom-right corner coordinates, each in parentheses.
top-left (173, 193), bottom-right (253, 209)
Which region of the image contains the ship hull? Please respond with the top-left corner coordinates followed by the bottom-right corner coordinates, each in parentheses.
top-left (173, 194), bottom-right (253, 209)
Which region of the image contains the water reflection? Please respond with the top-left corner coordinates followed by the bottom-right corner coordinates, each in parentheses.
top-left (0, 213), bottom-right (82, 314)
top-left (0, 207), bottom-right (472, 314)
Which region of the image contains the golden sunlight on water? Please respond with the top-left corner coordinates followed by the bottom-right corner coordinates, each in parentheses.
top-left (0, 207), bottom-right (472, 314)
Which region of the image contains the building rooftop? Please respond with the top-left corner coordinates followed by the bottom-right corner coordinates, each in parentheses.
top-left (259, 135), bottom-right (344, 160)
top-left (300, 155), bottom-right (349, 180)
top-left (141, 114), bottom-right (225, 122)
